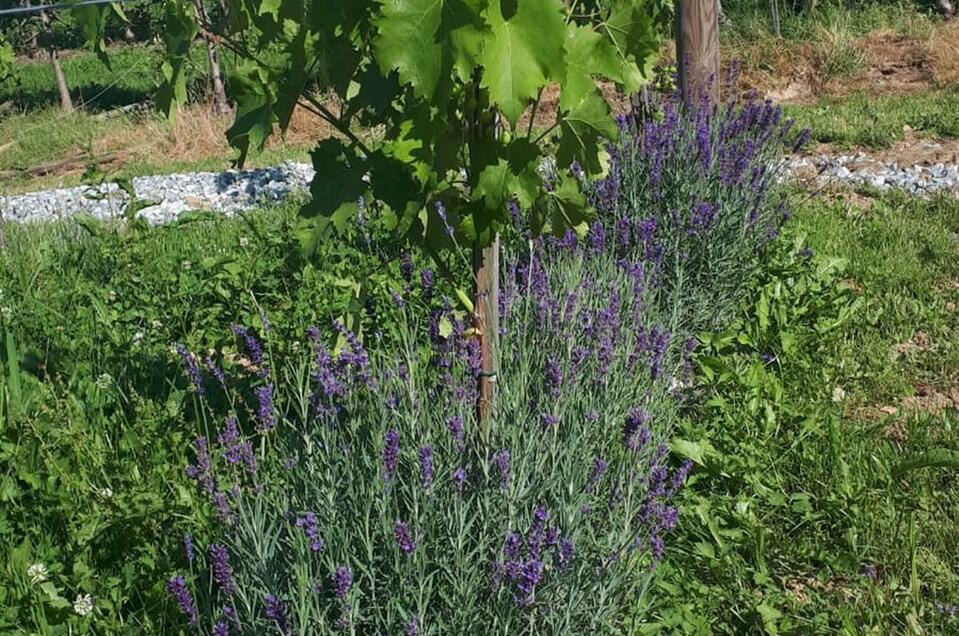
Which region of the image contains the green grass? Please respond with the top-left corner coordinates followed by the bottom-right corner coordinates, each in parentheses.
top-left (654, 191), bottom-right (959, 633)
top-left (0, 200), bottom-right (411, 633)
top-left (785, 87), bottom-right (959, 149)
top-left (0, 45), bottom-right (213, 111)
top-left (721, 0), bottom-right (939, 45)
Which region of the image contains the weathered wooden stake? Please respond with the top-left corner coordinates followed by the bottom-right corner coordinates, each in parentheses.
top-left (676, 0), bottom-right (721, 106)
top-left (473, 237), bottom-right (499, 424)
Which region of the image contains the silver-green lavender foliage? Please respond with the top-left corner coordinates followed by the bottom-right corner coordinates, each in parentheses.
top-left (170, 242), bottom-right (692, 635)
top-left (168, 94), bottom-right (801, 634)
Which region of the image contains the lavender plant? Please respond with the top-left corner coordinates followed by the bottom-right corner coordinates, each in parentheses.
top-left (165, 84), bottom-right (803, 635)
top-left (167, 235), bottom-right (694, 633)
top-left (585, 85), bottom-right (810, 332)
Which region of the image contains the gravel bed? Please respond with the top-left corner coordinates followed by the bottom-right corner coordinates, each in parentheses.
top-left (1, 155), bottom-right (957, 226)
top-left (0, 162), bottom-right (316, 225)
top-left (784, 153), bottom-right (959, 195)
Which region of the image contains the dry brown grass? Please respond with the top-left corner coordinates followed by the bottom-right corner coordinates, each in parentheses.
top-left (89, 102), bottom-right (334, 167)
top-left (925, 21), bottom-right (959, 87)
top-left (724, 20), bottom-right (959, 103)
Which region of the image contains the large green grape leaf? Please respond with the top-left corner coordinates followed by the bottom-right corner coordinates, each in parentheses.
top-left (301, 139), bottom-right (368, 220)
top-left (601, 0), bottom-right (659, 93)
top-left (478, 0), bottom-right (566, 126)
top-left (373, 0), bottom-right (446, 100)
top-left (557, 83), bottom-right (617, 177)
top-left (562, 24), bottom-right (622, 107)
top-left (226, 65), bottom-right (276, 166)
top-left (530, 172), bottom-right (593, 237)
top-left (374, 0), bottom-right (487, 101)
top-left (471, 138), bottom-right (541, 211)
top-left (156, 0), bottom-right (197, 120)
top-left (72, 2), bottom-right (112, 66)
top-left (442, 0), bottom-right (489, 82)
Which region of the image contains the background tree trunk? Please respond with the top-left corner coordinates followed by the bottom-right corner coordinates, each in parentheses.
top-left (676, 0), bottom-right (721, 106)
top-left (40, 11), bottom-right (72, 112)
top-left (192, 0), bottom-right (230, 114)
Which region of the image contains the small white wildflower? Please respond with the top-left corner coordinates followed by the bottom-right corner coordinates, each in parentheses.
top-left (95, 486), bottom-right (114, 499)
top-left (108, 290), bottom-right (117, 302)
top-left (0, 307), bottom-right (11, 320)
top-left (181, 260), bottom-right (193, 271)
top-left (832, 386), bottom-right (847, 403)
top-left (151, 319), bottom-right (164, 329)
top-left (27, 563), bottom-right (48, 584)
top-left (132, 331), bottom-right (145, 345)
top-left (239, 236), bottom-right (250, 247)
top-left (95, 373), bottom-right (113, 390)
top-left (73, 593), bottom-right (94, 616)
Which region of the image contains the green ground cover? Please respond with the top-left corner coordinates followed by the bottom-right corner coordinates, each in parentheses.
top-left (785, 87), bottom-right (959, 149)
top-left (2, 189), bottom-right (958, 633)
top-left (654, 191), bottom-right (959, 633)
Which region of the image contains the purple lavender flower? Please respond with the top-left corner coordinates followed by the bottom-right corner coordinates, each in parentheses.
top-left (447, 416), bottom-right (465, 452)
top-left (557, 538), bottom-right (574, 570)
top-left (792, 127), bottom-right (811, 153)
top-left (421, 269), bottom-right (434, 301)
top-left (332, 566), bottom-right (352, 600)
top-left (492, 448), bottom-right (510, 490)
top-left (586, 457), bottom-right (608, 493)
top-left (255, 383), bottom-right (276, 431)
top-left (382, 429), bottom-right (400, 483)
top-left (452, 466), bottom-right (467, 494)
top-left (515, 558), bottom-right (543, 606)
top-left (435, 200), bottom-right (454, 236)
top-left (264, 594), bottom-right (291, 635)
top-left (175, 344), bottom-right (205, 395)
top-left (862, 562), bottom-right (877, 580)
top-left (213, 491), bottom-right (231, 521)
top-left (182, 533), bottom-right (195, 564)
top-left (406, 615), bottom-right (419, 636)
top-left (230, 324), bottom-right (266, 372)
top-left (213, 621), bottom-right (229, 636)
top-left (419, 446), bottom-right (434, 491)
top-left (204, 356), bottom-right (227, 391)
top-left (541, 413), bottom-right (559, 429)
top-left (210, 544), bottom-right (235, 595)
top-left (295, 512), bottom-right (324, 553)
top-left (166, 576), bottom-right (197, 625)
top-left (394, 519), bottom-right (416, 555)
top-left (400, 250), bottom-right (414, 283)
top-left (624, 408), bottom-right (651, 450)
top-left (545, 356), bottom-right (563, 399)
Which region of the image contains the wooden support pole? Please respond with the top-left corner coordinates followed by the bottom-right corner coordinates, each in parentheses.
top-left (676, 0), bottom-right (721, 106)
top-left (473, 237), bottom-right (499, 425)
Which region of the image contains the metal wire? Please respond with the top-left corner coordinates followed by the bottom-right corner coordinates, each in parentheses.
top-left (0, 0), bottom-right (155, 19)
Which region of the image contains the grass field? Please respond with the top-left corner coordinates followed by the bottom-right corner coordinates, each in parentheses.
top-left (654, 190), bottom-right (959, 633)
top-left (2, 2), bottom-right (959, 632)
top-left (2, 187), bottom-right (958, 633)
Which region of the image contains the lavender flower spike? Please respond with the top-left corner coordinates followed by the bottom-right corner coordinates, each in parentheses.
top-left (382, 429), bottom-right (400, 483)
top-left (264, 594), bottom-right (291, 635)
top-left (210, 544), bottom-right (235, 595)
top-left (394, 519), bottom-right (416, 555)
top-left (332, 566), bottom-right (353, 600)
top-left (166, 576), bottom-right (197, 625)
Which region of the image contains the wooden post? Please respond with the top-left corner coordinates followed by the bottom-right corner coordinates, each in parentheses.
top-left (676, 0), bottom-right (721, 106)
top-left (473, 237), bottom-right (499, 424)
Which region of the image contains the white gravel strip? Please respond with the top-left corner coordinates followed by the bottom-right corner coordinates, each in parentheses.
top-left (784, 153), bottom-right (959, 195)
top-left (0, 162), bottom-right (316, 225)
top-left (1, 155), bottom-right (957, 226)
